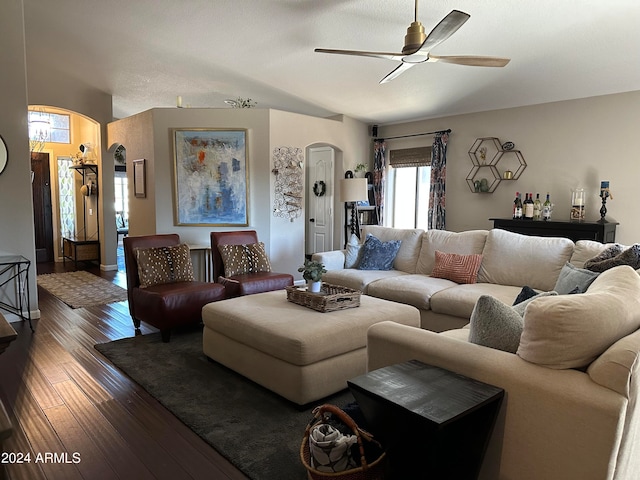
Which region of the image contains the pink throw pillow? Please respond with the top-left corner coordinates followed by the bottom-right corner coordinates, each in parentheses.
top-left (431, 250), bottom-right (483, 284)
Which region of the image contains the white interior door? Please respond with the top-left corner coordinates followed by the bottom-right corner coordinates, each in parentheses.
top-left (306, 147), bottom-right (334, 255)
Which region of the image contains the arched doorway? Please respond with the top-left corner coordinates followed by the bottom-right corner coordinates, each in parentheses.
top-left (28, 105), bottom-right (101, 265)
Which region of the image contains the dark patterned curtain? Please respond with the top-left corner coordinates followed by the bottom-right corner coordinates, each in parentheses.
top-left (428, 131), bottom-right (448, 230)
top-left (373, 139), bottom-right (386, 225)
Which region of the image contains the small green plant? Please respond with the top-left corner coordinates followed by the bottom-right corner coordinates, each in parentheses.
top-left (298, 259), bottom-right (327, 282)
top-left (355, 163), bottom-right (367, 173)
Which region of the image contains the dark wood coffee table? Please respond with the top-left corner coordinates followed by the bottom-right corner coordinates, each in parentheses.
top-left (348, 360), bottom-right (504, 479)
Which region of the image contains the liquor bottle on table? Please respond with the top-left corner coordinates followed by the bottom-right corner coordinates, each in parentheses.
top-left (513, 192), bottom-right (523, 219)
top-left (524, 193), bottom-right (534, 220)
top-left (533, 193), bottom-right (542, 221)
top-left (542, 193), bottom-right (552, 221)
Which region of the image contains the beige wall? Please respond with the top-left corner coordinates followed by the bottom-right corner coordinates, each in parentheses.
top-left (27, 52), bottom-right (114, 268)
top-left (269, 110), bottom-right (370, 277)
top-left (0, 0), bottom-right (39, 318)
top-left (379, 91), bottom-right (640, 245)
top-left (108, 108), bottom-right (370, 279)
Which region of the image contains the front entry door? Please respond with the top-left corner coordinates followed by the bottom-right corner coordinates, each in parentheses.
top-left (31, 152), bottom-right (54, 263)
top-left (306, 147), bottom-right (334, 255)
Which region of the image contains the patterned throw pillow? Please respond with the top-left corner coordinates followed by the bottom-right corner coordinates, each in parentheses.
top-left (135, 243), bottom-right (195, 288)
top-left (357, 234), bottom-right (401, 271)
top-left (430, 250), bottom-right (483, 284)
top-left (218, 242), bottom-right (272, 277)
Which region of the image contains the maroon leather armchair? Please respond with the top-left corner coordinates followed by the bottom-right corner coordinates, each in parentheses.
top-left (210, 230), bottom-right (294, 297)
top-left (123, 234), bottom-right (226, 342)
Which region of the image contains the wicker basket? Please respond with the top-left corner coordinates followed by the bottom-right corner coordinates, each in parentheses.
top-left (300, 404), bottom-right (386, 480)
top-left (286, 283), bottom-right (361, 313)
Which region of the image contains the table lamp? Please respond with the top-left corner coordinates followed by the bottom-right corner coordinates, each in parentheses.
top-left (340, 178), bottom-right (368, 236)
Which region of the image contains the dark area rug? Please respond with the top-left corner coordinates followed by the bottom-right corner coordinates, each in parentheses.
top-left (95, 328), bottom-right (354, 480)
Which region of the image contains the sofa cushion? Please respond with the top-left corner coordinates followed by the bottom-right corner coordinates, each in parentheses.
top-left (358, 234), bottom-right (401, 270)
top-left (361, 226), bottom-right (424, 273)
top-left (429, 283), bottom-right (526, 319)
top-left (218, 242), bottom-right (272, 277)
top-left (416, 229), bottom-right (488, 275)
top-left (431, 251), bottom-right (483, 284)
top-left (366, 274), bottom-right (456, 310)
top-left (477, 229), bottom-right (574, 291)
top-left (322, 269), bottom-right (408, 294)
top-left (553, 262), bottom-right (599, 294)
top-left (135, 243), bottom-right (195, 288)
top-left (587, 328), bottom-right (640, 397)
top-left (517, 265), bottom-right (640, 369)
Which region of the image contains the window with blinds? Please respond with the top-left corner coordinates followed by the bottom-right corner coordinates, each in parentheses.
top-left (389, 146), bottom-right (432, 229)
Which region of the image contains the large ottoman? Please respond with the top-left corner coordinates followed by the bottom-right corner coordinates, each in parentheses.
top-left (202, 290), bottom-right (420, 405)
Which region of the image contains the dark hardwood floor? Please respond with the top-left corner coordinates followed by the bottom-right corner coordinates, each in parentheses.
top-left (0, 260), bottom-right (248, 480)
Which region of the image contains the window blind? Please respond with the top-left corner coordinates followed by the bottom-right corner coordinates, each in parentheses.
top-left (389, 146), bottom-right (432, 168)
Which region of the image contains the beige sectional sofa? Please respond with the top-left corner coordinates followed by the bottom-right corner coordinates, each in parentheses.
top-left (315, 226), bottom-right (640, 479)
top-left (366, 264), bottom-right (640, 480)
top-left (313, 225), bottom-right (612, 331)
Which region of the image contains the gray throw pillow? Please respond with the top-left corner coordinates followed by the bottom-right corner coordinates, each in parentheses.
top-left (470, 291), bottom-right (559, 353)
top-left (469, 296), bottom-right (524, 353)
top-left (554, 262), bottom-right (599, 294)
top-left (357, 234), bottom-right (402, 271)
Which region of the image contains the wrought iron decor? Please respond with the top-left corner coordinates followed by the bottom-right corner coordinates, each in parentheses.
top-left (272, 146), bottom-right (303, 222)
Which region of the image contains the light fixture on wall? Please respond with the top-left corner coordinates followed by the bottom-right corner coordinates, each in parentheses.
top-left (340, 177), bottom-right (368, 237)
top-left (28, 108), bottom-right (50, 152)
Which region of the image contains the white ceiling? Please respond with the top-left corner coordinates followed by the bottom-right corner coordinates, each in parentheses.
top-left (23, 0), bottom-right (640, 125)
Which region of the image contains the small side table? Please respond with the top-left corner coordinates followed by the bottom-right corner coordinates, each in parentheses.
top-left (188, 244), bottom-right (212, 282)
top-left (348, 360), bottom-right (504, 480)
top-left (62, 237), bottom-right (100, 269)
top-left (0, 255), bottom-right (33, 331)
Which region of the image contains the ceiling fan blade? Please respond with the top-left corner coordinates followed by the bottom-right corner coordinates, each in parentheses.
top-left (428, 55), bottom-right (511, 67)
top-left (417, 10), bottom-right (470, 54)
top-left (380, 62), bottom-right (415, 84)
top-left (315, 48), bottom-right (404, 62)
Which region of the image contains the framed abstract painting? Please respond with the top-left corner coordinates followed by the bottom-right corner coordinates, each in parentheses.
top-left (172, 129), bottom-right (249, 226)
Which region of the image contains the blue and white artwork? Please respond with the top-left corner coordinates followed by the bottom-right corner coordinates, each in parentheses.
top-left (173, 129), bottom-right (248, 226)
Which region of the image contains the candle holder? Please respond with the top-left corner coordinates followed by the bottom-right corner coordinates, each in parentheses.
top-left (599, 196), bottom-right (608, 223)
top-left (598, 181), bottom-right (612, 223)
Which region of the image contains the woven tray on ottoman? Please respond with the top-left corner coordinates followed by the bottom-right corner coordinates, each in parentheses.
top-left (286, 283), bottom-right (361, 312)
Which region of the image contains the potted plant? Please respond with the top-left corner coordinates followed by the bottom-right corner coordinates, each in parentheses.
top-left (298, 259), bottom-right (327, 293)
top-left (354, 163), bottom-right (367, 177)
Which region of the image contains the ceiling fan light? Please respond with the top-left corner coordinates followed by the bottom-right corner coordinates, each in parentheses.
top-left (402, 21), bottom-right (426, 54)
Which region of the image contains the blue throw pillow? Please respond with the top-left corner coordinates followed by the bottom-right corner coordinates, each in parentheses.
top-left (357, 234), bottom-right (401, 270)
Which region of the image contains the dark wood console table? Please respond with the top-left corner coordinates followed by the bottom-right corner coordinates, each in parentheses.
top-left (491, 218), bottom-right (618, 243)
top-left (348, 360), bottom-right (504, 479)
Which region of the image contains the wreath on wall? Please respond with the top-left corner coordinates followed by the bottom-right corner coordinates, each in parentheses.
top-left (313, 180), bottom-right (326, 197)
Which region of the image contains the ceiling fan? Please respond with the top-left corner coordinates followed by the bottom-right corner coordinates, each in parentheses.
top-left (314, 0), bottom-right (510, 84)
